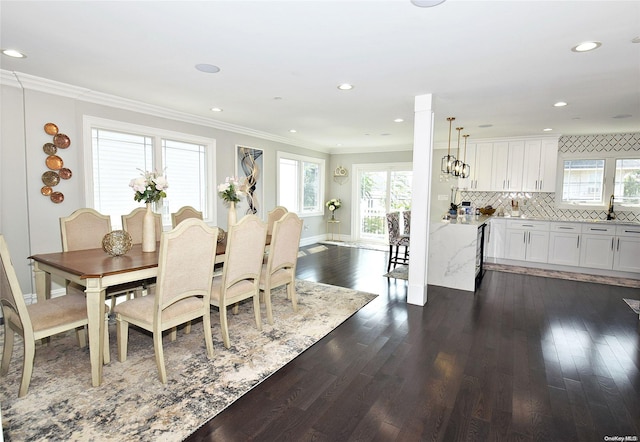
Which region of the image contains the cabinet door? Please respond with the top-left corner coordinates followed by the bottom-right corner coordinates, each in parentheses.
top-left (580, 234), bottom-right (615, 269)
top-left (507, 141), bottom-right (525, 191)
top-left (548, 232), bottom-right (580, 266)
top-left (491, 142), bottom-right (509, 191)
top-left (539, 139), bottom-right (558, 192)
top-left (505, 229), bottom-right (527, 261)
top-left (522, 140), bottom-right (542, 192)
top-left (526, 230), bottom-right (549, 263)
top-left (486, 219), bottom-right (506, 259)
top-left (474, 143), bottom-right (493, 191)
top-left (613, 236), bottom-right (640, 273)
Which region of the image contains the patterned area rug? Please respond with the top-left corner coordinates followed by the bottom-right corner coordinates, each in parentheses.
top-left (0, 280), bottom-right (377, 441)
top-left (624, 298), bottom-right (640, 315)
top-left (384, 265), bottom-right (408, 280)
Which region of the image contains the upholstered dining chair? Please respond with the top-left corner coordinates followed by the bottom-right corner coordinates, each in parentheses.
top-left (386, 212), bottom-right (410, 272)
top-left (259, 212), bottom-right (303, 325)
top-left (171, 206), bottom-right (202, 228)
top-left (0, 234), bottom-right (109, 397)
top-left (122, 207), bottom-right (162, 244)
top-left (112, 219), bottom-right (217, 383)
top-left (266, 206), bottom-right (288, 236)
top-left (60, 208), bottom-right (143, 307)
top-left (210, 215), bottom-right (267, 348)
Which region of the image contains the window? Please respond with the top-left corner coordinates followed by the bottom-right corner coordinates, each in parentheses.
top-left (277, 152), bottom-right (325, 216)
top-left (84, 117), bottom-right (215, 228)
top-left (615, 158), bottom-right (640, 206)
top-left (561, 159), bottom-right (605, 204)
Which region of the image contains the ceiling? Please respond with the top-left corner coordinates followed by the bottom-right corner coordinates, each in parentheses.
top-left (1, 1), bottom-right (639, 153)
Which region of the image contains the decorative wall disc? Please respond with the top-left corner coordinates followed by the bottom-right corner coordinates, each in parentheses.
top-left (44, 122), bottom-right (59, 135)
top-left (53, 133), bottom-right (71, 148)
top-left (41, 186), bottom-right (53, 196)
top-left (50, 192), bottom-right (64, 204)
top-left (46, 155), bottom-right (64, 170)
top-left (42, 171), bottom-right (60, 186)
top-left (59, 168), bottom-right (72, 179)
top-left (43, 143), bottom-right (57, 155)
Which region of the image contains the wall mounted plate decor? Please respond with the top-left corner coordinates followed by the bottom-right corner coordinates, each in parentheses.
top-left (53, 133), bottom-right (70, 148)
top-left (45, 155), bottom-right (64, 170)
top-left (59, 168), bottom-right (72, 180)
top-left (42, 171), bottom-right (60, 187)
top-left (43, 143), bottom-right (57, 155)
top-left (41, 186), bottom-right (53, 196)
top-left (44, 122), bottom-right (59, 135)
top-left (50, 192), bottom-right (64, 204)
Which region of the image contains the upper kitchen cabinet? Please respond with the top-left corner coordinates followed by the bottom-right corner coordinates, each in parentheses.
top-left (522, 138), bottom-right (559, 192)
top-left (458, 142), bottom-right (493, 191)
top-left (491, 141), bottom-right (525, 192)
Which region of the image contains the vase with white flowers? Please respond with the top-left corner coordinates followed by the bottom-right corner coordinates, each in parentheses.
top-left (326, 198), bottom-right (342, 221)
top-left (130, 170), bottom-right (169, 252)
top-left (217, 176), bottom-right (245, 226)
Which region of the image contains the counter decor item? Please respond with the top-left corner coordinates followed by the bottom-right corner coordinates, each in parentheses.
top-left (511, 200), bottom-right (520, 217)
top-left (218, 176), bottom-right (245, 227)
top-left (326, 198), bottom-right (342, 221)
top-left (478, 206), bottom-right (496, 216)
top-left (102, 230), bottom-right (133, 257)
top-left (130, 170), bottom-right (169, 252)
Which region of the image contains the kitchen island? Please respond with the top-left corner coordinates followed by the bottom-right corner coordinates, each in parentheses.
top-left (428, 216), bottom-right (488, 292)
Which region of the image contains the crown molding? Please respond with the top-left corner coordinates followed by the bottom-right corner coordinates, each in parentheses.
top-left (1, 69), bottom-right (330, 154)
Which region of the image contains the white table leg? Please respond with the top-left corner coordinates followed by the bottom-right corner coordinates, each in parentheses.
top-left (33, 263), bottom-right (51, 302)
top-left (85, 278), bottom-right (106, 387)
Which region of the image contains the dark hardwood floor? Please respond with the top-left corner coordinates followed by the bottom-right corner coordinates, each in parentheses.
top-left (186, 244), bottom-right (640, 441)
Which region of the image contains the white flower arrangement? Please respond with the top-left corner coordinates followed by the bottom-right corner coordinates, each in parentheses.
top-left (217, 176), bottom-right (245, 203)
top-left (129, 170), bottom-right (168, 204)
top-left (326, 198), bottom-right (342, 212)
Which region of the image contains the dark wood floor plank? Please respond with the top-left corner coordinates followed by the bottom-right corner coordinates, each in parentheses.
top-left (186, 244), bottom-right (640, 442)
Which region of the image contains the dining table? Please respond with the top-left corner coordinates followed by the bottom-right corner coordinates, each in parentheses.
top-left (29, 232), bottom-right (270, 387)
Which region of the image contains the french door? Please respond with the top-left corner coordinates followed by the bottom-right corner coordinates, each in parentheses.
top-left (353, 163), bottom-right (412, 243)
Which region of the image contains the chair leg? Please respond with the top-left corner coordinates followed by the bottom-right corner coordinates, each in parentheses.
top-left (103, 316), bottom-right (110, 365)
top-left (76, 326), bottom-right (87, 348)
top-left (185, 321), bottom-right (192, 334)
top-left (153, 330), bottom-right (167, 384)
top-left (203, 310), bottom-right (214, 359)
top-left (1, 325), bottom-right (15, 376)
top-left (116, 316), bottom-right (130, 362)
top-left (263, 289), bottom-right (274, 325)
top-left (169, 327), bottom-right (177, 341)
top-left (19, 337), bottom-right (36, 398)
top-left (387, 245), bottom-right (394, 272)
top-left (232, 303), bottom-right (239, 315)
top-left (253, 293), bottom-right (262, 331)
top-left (393, 245), bottom-right (401, 270)
top-left (220, 306), bottom-right (231, 349)
top-left (288, 282), bottom-right (298, 312)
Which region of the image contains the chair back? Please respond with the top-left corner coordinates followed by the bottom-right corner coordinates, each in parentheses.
top-left (221, 215), bottom-right (267, 295)
top-left (122, 207), bottom-right (162, 244)
top-left (403, 210), bottom-right (411, 235)
top-left (267, 212), bottom-right (303, 276)
top-left (386, 212), bottom-right (402, 243)
top-left (266, 206), bottom-right (288, 236)
top-left (154, 219), bottom-right (218, 315)
top-left (171, 206), bottom-right (203, 228)
top-left (0, 235), bottom-right (31, 336)
top-left (60, 208), bottom-right (111, 251)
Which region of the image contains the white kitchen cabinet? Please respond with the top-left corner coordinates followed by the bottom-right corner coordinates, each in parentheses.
top-left (459, 142), bottom-right (493, 191)
top-left (580, 224), bottom-right (615, 270)
top-left (522, 138), bottom-right (559, 192)
top-left (485, 218), bottom-right (506, 259)
top-left (548, 223), bottom-right (581, 266)
top-left (613, 225), bottom-right (640, 273)
top-left (491, 141), bottom-right (525, 191)
top-left (504, 220), bottom-right (549, 263)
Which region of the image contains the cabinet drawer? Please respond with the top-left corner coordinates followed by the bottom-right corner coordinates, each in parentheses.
top-left (550, 223), bottom-right (580, 232)
top-left (615, 225), bottom-right (640, 237)
top-left (581, 224), bottom-right (616, 235)
top-left (507, 221), bottom-right (549, 231)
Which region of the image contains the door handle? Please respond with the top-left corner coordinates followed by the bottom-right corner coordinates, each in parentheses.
top-left (617, 238), bottom-right (620, 251)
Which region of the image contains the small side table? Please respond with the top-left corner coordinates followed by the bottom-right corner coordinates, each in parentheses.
top-left (327, 219), bottom-right (341, 241)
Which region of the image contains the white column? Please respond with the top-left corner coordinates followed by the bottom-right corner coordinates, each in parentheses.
top-left (407, 94), bottom-right (434, 306)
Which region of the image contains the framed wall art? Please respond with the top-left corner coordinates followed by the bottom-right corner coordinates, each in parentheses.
top-left (235, 145), bottom-right (264, 219)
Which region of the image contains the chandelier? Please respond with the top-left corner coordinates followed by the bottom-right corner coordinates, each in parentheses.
top-left (441, 116), bottom-right (471, 179)
top-left (440, 117), bottom-right (456, 174)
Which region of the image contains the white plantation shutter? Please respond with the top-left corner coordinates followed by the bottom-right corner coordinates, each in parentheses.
top-left (162, 139), bottom-right (207, 220)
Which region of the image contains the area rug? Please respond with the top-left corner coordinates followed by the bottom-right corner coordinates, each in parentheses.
top-left (485, 262), bottom-right (640, 288)
top-left (384, 264), bottom-right (408, 280)
top-left (0, 280), bottom-right (377, 441)
top-left (320, 240), bottom-right (387, 252)
top-left (623, 298), bottom-right (640, 315)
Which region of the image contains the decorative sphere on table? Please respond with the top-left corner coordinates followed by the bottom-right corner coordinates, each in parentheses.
top-left (102, 230), bottom-right (133, 257)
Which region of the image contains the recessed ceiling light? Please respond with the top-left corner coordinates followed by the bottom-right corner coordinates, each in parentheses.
top-left (543, 128), bottom-right (553, 132)
top-left (478, 124), bottom-right (493, 128)
top-left (289, 129), bottom-right (297, 133)
top-left (273, 96), bottom-right (283, 100)
top-left (612, 114), bottom-right (632, 119)
top-left (394, 118), bottom-right (404, 123)
top-left (195, 64), bottom-right (220, 73)
top-left (410, 0), bottom-right (447, 7)
top-left (1, 49), bottom-right (26, 58)
top-left (210, 107), bottom-right (223, 112)
top-left (337, 83), bottom-right (354, 91)
top-left (631, 36), bottom-right (640, 44)
top-left (554, 101), bottom-right (568, 107)
top-left (381, 133), bottom-right (390, 136)
top-left (571, 41), bottom-right (601, 52)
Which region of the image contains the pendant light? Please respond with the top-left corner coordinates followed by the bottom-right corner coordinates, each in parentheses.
top-left (440, 117), bottom-right (456, 174)
top-left (461, 134), bottom-right (471, 178)
top-left (452, 126), bottom-right (464, 177)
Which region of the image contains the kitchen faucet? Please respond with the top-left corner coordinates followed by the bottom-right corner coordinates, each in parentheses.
top-left (607, 194), bottom-right (616, 220)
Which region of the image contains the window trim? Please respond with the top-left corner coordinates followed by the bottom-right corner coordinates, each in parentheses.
top-left (82, 116), bottom-right (217, 225)
top-left (556, 150), bottom-right (640, 211)
top-left (276, 151), bottom-right (325, 218)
